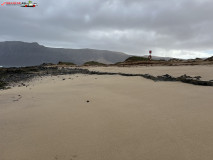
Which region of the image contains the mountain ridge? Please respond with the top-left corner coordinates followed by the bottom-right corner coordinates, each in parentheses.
top-left (0, 41), bottom-right (130, 66)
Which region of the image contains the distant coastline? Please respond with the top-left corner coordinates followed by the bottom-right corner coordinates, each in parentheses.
top-left (0, 65), bottom-right (23, 68)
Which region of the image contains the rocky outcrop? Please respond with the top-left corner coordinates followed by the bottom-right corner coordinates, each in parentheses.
top-left (205, 56), bottom-right (213, 61)
top-left (0, 66), bottom-right (212, 90)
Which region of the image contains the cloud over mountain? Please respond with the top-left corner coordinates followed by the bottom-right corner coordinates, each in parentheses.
top-left (0, 0), bottom-right (213, 59)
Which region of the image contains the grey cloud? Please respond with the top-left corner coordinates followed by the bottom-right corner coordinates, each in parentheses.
top-left (0, 0), bottom-right (213, 58)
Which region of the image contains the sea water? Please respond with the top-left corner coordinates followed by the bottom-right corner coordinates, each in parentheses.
top-left (0, 65), bottom-right (22, 68)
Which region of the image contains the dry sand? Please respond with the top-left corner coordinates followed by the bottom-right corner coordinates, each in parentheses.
top-left (0, 66), bottom-right (213, 160)
top-left (87, 65), bottom-right (213, 81)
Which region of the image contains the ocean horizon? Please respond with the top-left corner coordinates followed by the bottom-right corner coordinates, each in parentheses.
top-left (0, 65), bottom-right (23, 68)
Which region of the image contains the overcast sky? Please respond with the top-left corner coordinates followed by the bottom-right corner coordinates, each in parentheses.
top-left (0, 0), bottom-right (213, 58)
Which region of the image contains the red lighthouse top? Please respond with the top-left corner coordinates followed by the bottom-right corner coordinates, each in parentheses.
top-left (148, 50), bottom-right (152, 60)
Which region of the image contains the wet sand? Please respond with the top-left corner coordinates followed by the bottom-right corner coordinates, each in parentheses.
top-left (0, 66), bottom-right (213, 160)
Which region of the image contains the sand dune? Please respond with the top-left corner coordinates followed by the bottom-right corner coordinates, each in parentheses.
top-left (0, 66), bottom-right (213, 160)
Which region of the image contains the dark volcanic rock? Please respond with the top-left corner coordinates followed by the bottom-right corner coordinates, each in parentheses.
top-left (0, 81), bottom-right (7, 89)
top-left (194, 76), bottom-right (201, 80)
top-left (0, 66), bottom-right (212, 90)
top-left (205, 56), bottom-right (213, 61)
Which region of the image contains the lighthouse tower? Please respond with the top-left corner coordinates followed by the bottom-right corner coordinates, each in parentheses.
top-left (148, 50), bottom-right (152, 60)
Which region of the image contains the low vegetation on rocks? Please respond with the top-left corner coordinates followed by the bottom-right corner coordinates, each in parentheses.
top-left (205, 56), bottom-right (213, 61)
top-left (58, 61), bottom-right (76, 66)
top-left (83, 61), bottom-right (106, 66)
top-left (125, 56), bottom-right (149, 62)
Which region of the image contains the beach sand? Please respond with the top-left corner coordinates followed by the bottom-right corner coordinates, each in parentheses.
top-left (87, 65), bottom-right (213, 81)
top-left (0, 66), bottom-right (213, 160)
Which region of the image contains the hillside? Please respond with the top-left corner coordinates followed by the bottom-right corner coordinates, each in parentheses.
top-left (0, 41), bottom-right (130, 67)
top-left (114, 56), bottom-right (213, 66)
top-left (205, 56), bottom-right (213, 61)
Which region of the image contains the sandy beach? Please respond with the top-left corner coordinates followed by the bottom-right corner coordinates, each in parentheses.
top-left (88, 65), bottom-right (213, 81)
top-left (0, 66), bottom-right (213, 160)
